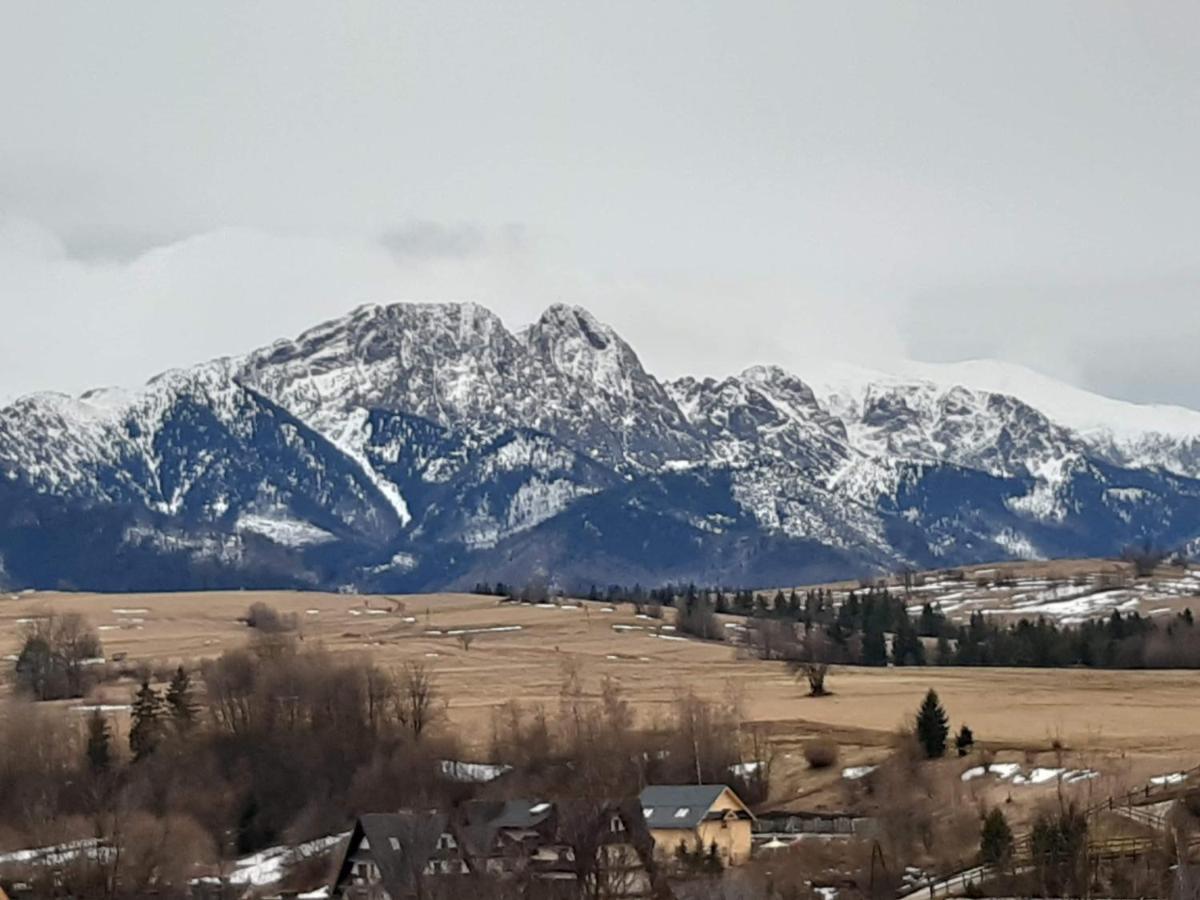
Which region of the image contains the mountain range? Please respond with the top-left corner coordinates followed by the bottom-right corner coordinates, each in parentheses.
top-left (3, 301), bottom-right (1200, 593)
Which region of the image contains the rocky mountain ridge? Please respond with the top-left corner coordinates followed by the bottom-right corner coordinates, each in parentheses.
top-left (3, 301), bottom-right (1199, 592)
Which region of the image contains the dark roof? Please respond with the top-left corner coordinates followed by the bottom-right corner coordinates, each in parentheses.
top-left (639, 785), bottom-right (743, 830)
top-left (457, 799), bottom-right (555, 858)
top-left (334, 812), bottom-right (448, 895)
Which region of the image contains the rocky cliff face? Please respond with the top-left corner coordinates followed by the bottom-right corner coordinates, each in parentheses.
top-left (4, 301), bottom-right (1200, 592)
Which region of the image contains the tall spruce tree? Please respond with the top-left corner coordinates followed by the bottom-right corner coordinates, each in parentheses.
top-left (129, 679), bottom-right (164, 761)
top-left (165, 665), bottom-right (197, 731)
top-left (915, 688), bottom-right (950, 759)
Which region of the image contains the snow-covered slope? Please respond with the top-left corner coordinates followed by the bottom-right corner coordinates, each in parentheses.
top-left (3, 301), bottom-right (1200, 592)
top-left (803, 357), bottom-right (1200, 477)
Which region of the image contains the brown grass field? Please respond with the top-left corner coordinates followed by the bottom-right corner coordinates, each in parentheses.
top-left (2, 586), bottom-right (1198, 822)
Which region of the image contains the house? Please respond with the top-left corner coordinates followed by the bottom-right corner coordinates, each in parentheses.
top-left (330, 811), bottom-right (470, 898)
top-left (330, 801), bottom-right (663, 898)
top-left (638, 785), bottom-right (754, 866)
top-left (456, 798), bottom-right (558, 877)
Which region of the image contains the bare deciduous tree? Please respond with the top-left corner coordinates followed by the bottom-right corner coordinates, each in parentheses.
top-left (397, 661), bottom-right (441, 740)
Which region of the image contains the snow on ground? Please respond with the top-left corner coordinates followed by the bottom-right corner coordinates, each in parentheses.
top-left (730, 761), bottom-right (762, 777)
top-left (962, 763), bottom-right (1022, 782)
top-left (227, 833), bottom-right (347, 887)
top-left (235, 512), bottom-right (336, 547)
top-left (1150, 772), bottom-right (1190, 786)
top-left (961, 764), bottom-right (1096, 785)
top-left (439, 760), bottom-right (511, 783)
top-left (444, 625), bottom-right (522, 636)
top-left (842, 765), bottom-right (877, 780)
top-left (0, 839), bottom-right (106, 867)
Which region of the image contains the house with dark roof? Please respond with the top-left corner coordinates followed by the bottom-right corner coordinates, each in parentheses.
top-left (638, 785), bottom-right (754, 866)
top-left (330, 811), bottom-right (469, 898)
top-left (330, 800), bottom-right (664, 898)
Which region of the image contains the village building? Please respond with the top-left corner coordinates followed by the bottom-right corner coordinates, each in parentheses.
top-left (330, 800), bottom-right (660, 898)
top-left (638, 785), bottom-right (754, 866)
top-left (330, 811), bottom-right (470, 898)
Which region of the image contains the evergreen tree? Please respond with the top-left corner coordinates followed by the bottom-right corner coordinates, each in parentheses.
top-left (892, 618), bottom-right (926, 666)
top-left (166, 665), bottom-right (198, 732)
top-left (129, 679), bottom-right (164, 761)
top-left (86, 709), bottom-right (112, 773)
top-left (980, 807), bottom-right (1014, 866)
top-left (935, 633), bottom-right (952, 666)
top-left (915, 688), bottom-right (949, 759)
top-left (955, 724), bottom-right (975, 757)
top-left (861, 623), bottom-right (888, 666)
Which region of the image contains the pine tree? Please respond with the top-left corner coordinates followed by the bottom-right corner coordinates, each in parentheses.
top-left (86, 709), bottom-right (112, 773)
top-left (935, 633), bottom-right (952, 666)
top-left (165, 665), bottom-right (197, 732)
top-left (955, 724), bottom-right (975, 757)
top-left (861, 624), bottom-right (888, 666)
top-left (915, 688), bottom-right (949, 759)
top-left (980, 807), bottom-right (1014, 866)
top-left (129, 679), bottom-right (164, 761)
top-left (892, 618), bottom-right (926, 666)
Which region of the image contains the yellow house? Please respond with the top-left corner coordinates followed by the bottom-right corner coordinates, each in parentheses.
top-left (639, 784), bottom-right (755, 866)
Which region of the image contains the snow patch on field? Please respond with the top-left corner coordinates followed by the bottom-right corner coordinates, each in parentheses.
top-left (226, 833), bottom-right (347, 887)
top-left (439, 760), bottom-right (511, 782)
top-left (842, 765), bottom-right (877, 780)
top-left (962, 764), bottom-right (1095, 785)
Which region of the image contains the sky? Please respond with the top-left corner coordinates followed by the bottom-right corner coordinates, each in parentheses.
top-left (2, 2), bottom-right (1199, 408)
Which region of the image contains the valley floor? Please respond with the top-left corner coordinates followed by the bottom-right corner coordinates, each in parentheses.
top-left (2, 585), bottom-right (1197, 815)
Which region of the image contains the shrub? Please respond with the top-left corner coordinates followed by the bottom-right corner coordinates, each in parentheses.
top-left (803, 737), bottom-right (840, 769)
top-left (244, 602), bottom-right (297, 633)
top-left (980, 807), bottom-right (1014, 866)
top-left (955, 724), bottom-right (975, 757)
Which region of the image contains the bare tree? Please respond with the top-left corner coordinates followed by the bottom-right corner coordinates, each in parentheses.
top-left (13, 610), bottom-right (103, 700)
top-left (785, 628), bottom-right (835, 697)
top-left (397, 661), bottom-right (441, 740)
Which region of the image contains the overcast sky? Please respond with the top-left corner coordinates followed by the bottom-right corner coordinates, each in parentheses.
top-left (2, 2), bottom-right (1199, 408)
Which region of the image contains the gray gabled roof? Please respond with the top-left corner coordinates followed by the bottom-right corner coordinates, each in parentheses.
top-left (639, 784), bottom-right (745, 830)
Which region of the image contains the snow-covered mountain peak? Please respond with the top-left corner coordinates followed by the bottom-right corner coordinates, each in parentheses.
top-left (6, 300), bottom-right (1200, 595)
top-left (800, 355), bottom-right (1200, 476)
top-left (520, 303), bottom-right (650, 400)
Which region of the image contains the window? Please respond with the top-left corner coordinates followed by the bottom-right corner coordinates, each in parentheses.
top-left (642, 807), bottom-right (654, 819)
top-left (610, 815), bottom-right (625, 833)
top-left (437, 832), bottom-right (457, 850)
top-left (389, 837), bottom-right (401, 850)
top-left (674, 808), bottom-right (690, 819)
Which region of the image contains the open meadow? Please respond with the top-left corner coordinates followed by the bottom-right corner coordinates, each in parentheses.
top-left (3, 585), bottom-right (1198, 827)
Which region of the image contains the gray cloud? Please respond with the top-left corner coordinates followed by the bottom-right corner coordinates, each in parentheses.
top-left (1, 2), bottom-right (1198, 407)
